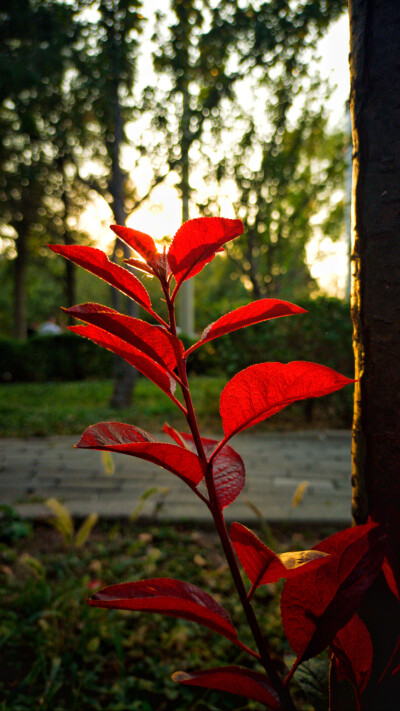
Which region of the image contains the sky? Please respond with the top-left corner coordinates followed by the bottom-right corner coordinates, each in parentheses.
top-left (81, 10), bottom-right (352, 297)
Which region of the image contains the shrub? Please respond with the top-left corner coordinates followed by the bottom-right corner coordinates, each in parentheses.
top-left (0, 332), bottom-right (113, 382)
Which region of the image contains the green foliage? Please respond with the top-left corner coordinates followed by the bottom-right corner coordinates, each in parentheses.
top-left (0, 0), bottom-right (97, 337)
top-left (0, 505), bottom-right (33, 545)
top-left (0, 332), bottom-right (113, 382)
top-left (224, 90), bottom-right (346, 299)
top-left (0, 522), bottom-right (316, 710)
top-left (0, 296), bottom-right (351, 388)
top-left (0, 0), bottom-right (349, 341)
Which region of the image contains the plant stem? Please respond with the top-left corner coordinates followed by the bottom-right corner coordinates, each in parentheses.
top-left (163, 284), bottom-right (297, 711)
top-left (206, 472), bottom-right (297, 711)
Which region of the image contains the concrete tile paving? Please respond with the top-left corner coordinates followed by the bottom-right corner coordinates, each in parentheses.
top-left (0, 430), bottom-right (352, 524)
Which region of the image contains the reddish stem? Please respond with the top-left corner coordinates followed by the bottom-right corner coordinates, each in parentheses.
top-left (163, 283), bottom-right (297, 711)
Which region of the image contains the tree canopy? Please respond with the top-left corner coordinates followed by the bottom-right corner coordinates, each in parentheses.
top-left (0, 0), bottom-right (348, 340)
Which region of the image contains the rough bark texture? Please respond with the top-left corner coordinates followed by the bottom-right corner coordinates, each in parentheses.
top-left (346, 3), bottom-right (400, 708)
top-left (349, 0), bottom-right (400, 523)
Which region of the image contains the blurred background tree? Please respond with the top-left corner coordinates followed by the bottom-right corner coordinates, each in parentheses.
top-left (0, 0), bottom-right (349, 405)
top-left (0, 0), bottom-right (90, 338)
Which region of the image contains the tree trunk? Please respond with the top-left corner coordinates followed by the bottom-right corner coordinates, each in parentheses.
top-left (61, 180), bottom-right (76, 311)
top-left (334, 3), bottom-right (400, 708)
top-left (177, 81), bottom-right (195, 336)
top-left (349, 0), bottom-right (400, 523)
top-left (13, 221), bottom-right (28, 339)
top-left (108, 79), bottom-right (137, 410)
top-left (247, 230), bottom-right (263, 299)
top-left (65, 257), bottom-right (76, 311)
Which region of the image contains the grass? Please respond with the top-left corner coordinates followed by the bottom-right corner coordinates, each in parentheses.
top-left (0, 376), bottom-right (228, 438)
top-left (0, 513), bottom-right (337, 711)
top-left (0, 375), bottom-right (349, 439)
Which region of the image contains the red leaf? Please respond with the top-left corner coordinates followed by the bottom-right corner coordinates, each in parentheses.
top-left (88, 577), bottom-right (242, 645)
top-left (210, 440), bottom-right (245, 508)
top-left (48, 244), bottom-right (153, 314)
top-left (164, 430), bottom-right (245, 508)
top-left (186, 299), bottom-right (306, 355)
top-left (383, 556), bottom-right (400, 601)
top-left (331, 614), bottom-right (373, 700)
top-left (230, 523), bottom-right (329, 587)
top-left (168, 217), bottom-right (243, 286)
top-left (124, 257), bottom-right (156, 276)
top-left (162, 423), bottom-right (190, 449)
top-left (65, 303), bottom-right (182, 372)
top-left (110, 224), bottom-right (158, 265)
top-left (69, 325), bottom-right (177, 400)
top-left (281, 523), bottom-right (385, 666)
top-left (77, 422), bottom-right (204, 487)
top-left (220, 361), bottom-right (355, 440)
top-left (172, 666), bottom-right (283, 709)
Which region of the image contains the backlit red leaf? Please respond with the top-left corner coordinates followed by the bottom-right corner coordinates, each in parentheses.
top-left (172, 666), bottom-right (283, 709)
top-left (220, 361), bottom-right (355, 440)
top-left (69, 324), bottom-right (177, 400)
top-left (331, 614), bottom-right (373, 700)
top-left (88, 577), bottom-right (242, 645)
top-left (65, 303), bottom-right (181, 372)
top-left (168, 217), bottom-right (243, 286)
top-left (281, 523), bottom-right (385, 666)
top-left (230, 523), bottom-right (329, 587)
top-left (124, 257), bottom-right (156, 275)
top-left (48, 244), bottom-right (153, 313)
top-left (110, 224), bottom-right (158, 265)
top-left (77, 422), bottom-right (204, 487)
top-left (163, 423), bottom-right (190, 449)
top-left (186, 299), bottom-right (306, 355)
top-left (164, 430), bottom-right (245, 508)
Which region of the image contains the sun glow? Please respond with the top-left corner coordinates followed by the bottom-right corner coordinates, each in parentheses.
top-left (77, 14), bottom-right (351, 296)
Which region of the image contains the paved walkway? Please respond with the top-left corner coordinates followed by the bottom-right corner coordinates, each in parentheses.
top-left (0, 431), bottom-right (353, 524)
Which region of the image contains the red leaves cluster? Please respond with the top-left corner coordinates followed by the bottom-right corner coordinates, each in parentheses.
top-left (280, 523), bottom-right (386, 665)
top-left (231, 519), bottom-right (392, 705)
top-left (111, 216), bottom-right (244, 290)
top-left (49, 216), bottom-right (367, 709)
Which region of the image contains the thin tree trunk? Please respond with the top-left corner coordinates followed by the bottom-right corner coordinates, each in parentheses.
top-left (247, 231), bottom-right (263, 300)
top-left (65, 256), bottom-right (76, 310)
top-left (177, 81), bottom-right (195, 336)
top-left (61, 186), bottom-right (76, 311)
top-left (13, 221), bottom-right (28, 339)
top-left (108, 79), bottom-right (137, 409)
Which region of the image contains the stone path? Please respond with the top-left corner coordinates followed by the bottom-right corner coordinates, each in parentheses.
top-left (0, 431), bottom-right (352, 524)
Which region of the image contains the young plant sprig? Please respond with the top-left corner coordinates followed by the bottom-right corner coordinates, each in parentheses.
top-left (50, 217), bottom-right (391, 711)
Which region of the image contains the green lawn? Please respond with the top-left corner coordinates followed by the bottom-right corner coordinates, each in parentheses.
top-left (0, 376), bottom-right (228, 438)
top-left (0, 373), bottom-right (349, 439)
